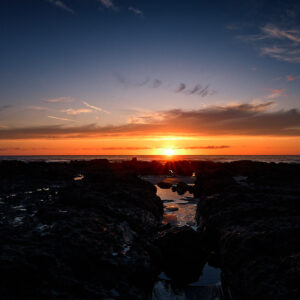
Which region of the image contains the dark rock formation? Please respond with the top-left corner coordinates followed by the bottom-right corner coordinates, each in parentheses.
top-left (154, 226), bottom-right (207, 287)
top-left (175, 182), bottom-right (189, 195)
top-left (195, 162), bottom-right (300, 300)
top-left (0, 161), bottom-right (164, 299)
top-left (157, 181), bottom-right (172, 189)
top-left (193, 169), bottom-right (236, 196)
top-left (1, 159), bottom-right (300, 299)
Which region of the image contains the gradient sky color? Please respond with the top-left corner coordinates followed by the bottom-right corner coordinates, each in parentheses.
top-left (0, 0), bottom-right (300, 155)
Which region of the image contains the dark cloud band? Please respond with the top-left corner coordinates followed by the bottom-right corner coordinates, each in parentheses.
top-left (1, 102), bottom-right (300, 139)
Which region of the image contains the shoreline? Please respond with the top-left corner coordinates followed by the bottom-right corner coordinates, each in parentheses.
top-left (0, 154), bottom-right (300, 164)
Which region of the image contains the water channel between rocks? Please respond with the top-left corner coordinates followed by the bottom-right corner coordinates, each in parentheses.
top-left (142, 176), bottom-right (222, 300)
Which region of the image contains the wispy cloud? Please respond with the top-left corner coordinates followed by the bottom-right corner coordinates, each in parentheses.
top-left (82, 101), bottom-right (110, 114)
top-left (286, 75), bottom-right (300, 81)
top-left (0, 147), bottom-right (50, 152)
top-left (239, 24), bottom-right (300, 63)
top-left (113, 72), bottom-right (128, 86)
top-left (137, 78), bottom-right (150, 86)
top-left (176, 145), bottom-right (230, 150)
top-left (98, 0), bottom-right (117, 10)
top-left (187, 84), bottom-right (202, 95)
top-left (61, 108), bottom-right (92, 115)
top-left (128, 6), bottom-right (144, 17)
top-left (128, 111), bottom-right (166, 125)
top-left (176, 84), bottom-right (216, 97)
top-left (43, 97), bottom-right (75, 103)
top-left (153, 79), bottom-right (162, 88)
top-left (48, 115), bottom-right (77, 122)
top-left (26, 106), bottom-right (49, 111)
top-left (0, 147), bottom-right (23, 152)
top-left (101, 147), bottom-right (151, 150)
top-left (187, 84), bottom-right (213, 97)
top-left (114, 73), bottom-right (216, 97)
top-left (46, 0), bottom-right (74, 14)
top-left (2, 102), bottom-right (300, 139)
top-left (176, 83), bottom-right (186, 93)
top-left (0, 105), bottom-right (12, 112)
top-left (265, 89), bottom-right (286, 99)
top-left (261, 25), bottom-right (300, 43)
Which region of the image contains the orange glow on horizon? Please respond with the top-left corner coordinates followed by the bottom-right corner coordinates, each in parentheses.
top-left (163, 147), bottom-right (176, 156)
top-left (0, 135), bottom-right (300, 155)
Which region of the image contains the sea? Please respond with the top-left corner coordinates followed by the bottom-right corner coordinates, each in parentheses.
top-left (0, 155), bottom-right (300, 163)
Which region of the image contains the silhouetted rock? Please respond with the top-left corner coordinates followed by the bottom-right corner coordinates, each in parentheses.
top-left (0, 161), bottom-right (164, 299)
top-left (155, 226), bottom-right (207, 287)
top-left (195, 163), bottom-right (300, 300)
top-left (194, 169), bottom-right (236, 196)
top-left (176, 182), bottom-right (189, 195)
top-left (157, 181), bottom-right (172, 189)
top-left (1, 159), bottom-right (300, 299)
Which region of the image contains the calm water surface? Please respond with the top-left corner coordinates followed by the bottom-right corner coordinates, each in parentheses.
top-left (151, 177), bottom-right (222, 300)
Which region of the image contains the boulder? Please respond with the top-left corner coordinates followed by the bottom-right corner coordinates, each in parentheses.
top-left (157, 181), bottom-right (172, 189)
top-left (176, 182), bottom-right (189, 195)
top-left (196, 174), bottom-right (300, 300)
top-left (155, 226), bottom-right (207, 287)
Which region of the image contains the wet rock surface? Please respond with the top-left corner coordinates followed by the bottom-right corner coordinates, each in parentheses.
top-left (0, 160), bottom-right (164, 299)
top-left (1, 159), bottom-right (300, 299)
top-left (195, 161), bottom-right (300, 300)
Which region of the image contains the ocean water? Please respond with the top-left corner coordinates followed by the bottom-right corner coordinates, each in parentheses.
top-left (0, 155), bottom-right (300, 163)
top-left (151, 178), bottom-right (222, 300)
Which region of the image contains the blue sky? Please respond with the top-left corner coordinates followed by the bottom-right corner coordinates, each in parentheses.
top-left (0, 0), bottom-right (300, 154)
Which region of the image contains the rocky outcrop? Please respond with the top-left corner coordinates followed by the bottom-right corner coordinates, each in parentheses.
top-left (154, 226), bottom-right (207, 287)
top-left (174, 182), bottom-right (189, 195)
top-left (157, 181), bottom-right (173, 189)
top-left (2, 159), bottom-right (300, 299)
top-left (0, 162), bottom-right (163, 299)
top-left (195, 163), bottom-right (300, 300)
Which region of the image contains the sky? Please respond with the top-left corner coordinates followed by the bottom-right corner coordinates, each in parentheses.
top-left (0, 0), bottom-right (300, 155)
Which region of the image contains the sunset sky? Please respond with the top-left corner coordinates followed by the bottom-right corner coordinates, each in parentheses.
top-left (0, 0), bottom-right (300, 155)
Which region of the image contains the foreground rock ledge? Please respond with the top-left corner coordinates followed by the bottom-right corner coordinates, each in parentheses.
top-left (0, 162), bottom-right (163, 299)
top-left (195, 162), bottom-right (300, 300)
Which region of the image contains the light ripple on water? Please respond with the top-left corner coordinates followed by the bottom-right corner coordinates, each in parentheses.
top-left (156, 185), bottom-right (198, 227)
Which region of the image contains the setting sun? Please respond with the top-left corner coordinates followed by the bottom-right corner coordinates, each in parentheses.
top-left (164, 148), bottom-right (176, 156)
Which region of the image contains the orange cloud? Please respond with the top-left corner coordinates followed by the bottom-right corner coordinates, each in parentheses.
top-left (265, 89), bottom-right (286, 99)
top-left (61, 108), bottom-right (92, 115)
top-left (286, 75), bottom-right (300, 81)
top-left (1, 102), bottom-right (300, 139)
top-left (43, 97), bottom-right (74, 103)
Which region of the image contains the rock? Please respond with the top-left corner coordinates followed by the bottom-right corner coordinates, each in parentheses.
top-left (0, 161), bottom-right (164, 299)
top-left (166, 206), bottom-right (179, 212)
top-left (187, 185), bottom-right (194, 194)
top-left (194, 169), bottom-right (236, 196)
top-left (155, 226), bottom-right (207, 287)
top-left (157, 181), bottom-right (172, 189)
top-left (196, 169), bottom-right (300, 300)
top-left (152, 281), bottom-right (185, 300)
top-left (176, 182), bottom-right (189, 195)
top-left (2, 159), bottom-right (300, 299)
